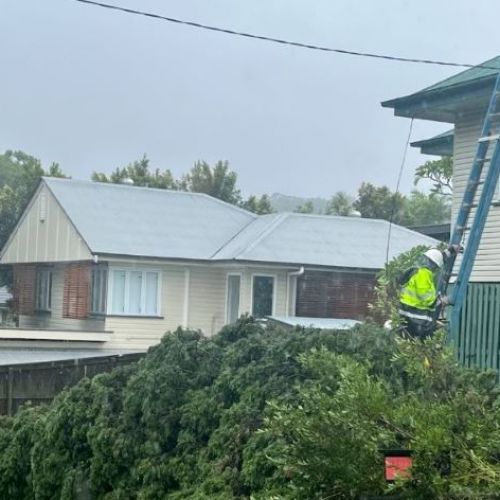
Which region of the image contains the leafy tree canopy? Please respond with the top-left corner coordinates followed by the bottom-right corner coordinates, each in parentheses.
top-left (240, 194), bottom-right (274, 215)
top-left (415, 156), bottom-right (453, 196)
top-left (1, 319), bottom-right (500, 499)
top-left (0, 150), bottom-right (65, 250)
top-left (92, 155), bottom-right (176, 189)
top-left (325, 191), bottom-right (354, 216)
top-left (353, 182), bottom-right (407, 223)
top-left (179, 160), bottom-right (242, 205)
top-left (403, 189), bottom-right (451, 226)
top-left (294, 200), bottom-right (314, 214)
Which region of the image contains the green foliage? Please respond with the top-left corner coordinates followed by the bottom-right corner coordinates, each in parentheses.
top-left (415, 156), bottom-right (453, 196)
top-left (1, 320), bottom-right (500, 498)
top-left (180, 160), bottom-right (241, 204)
top-left (92, 155), bottom-right (177, 189)
top-left (92, 157), bottom-right (275, 215)
top-left (325, 191), bottom-right (354, 216)
top-left (263, 334), bottom-right (500, 499)
top-left (294, 200), bottom-right (314, 214)
top-left (351, 182), bottom-right (450, 226)
top-left (354, 182), bottom-right (407, 223)
top-left (403, 190), bottom-right (451, 226)
top-left (369, 244), bottom-right (430, 325)
top-left (0, 150), bottom-right (66, 249)
top-left (240, 194), bottom-right (274, 215)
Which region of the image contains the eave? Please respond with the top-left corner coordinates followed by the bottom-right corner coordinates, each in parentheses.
top-left (382, 76), bottom-right (496, 123)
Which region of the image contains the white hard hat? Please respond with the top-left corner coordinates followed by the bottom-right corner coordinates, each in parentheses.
top-left (424, 248), bottom-right (444, 269)
top-left (384, 320), bottom-right (392, 331)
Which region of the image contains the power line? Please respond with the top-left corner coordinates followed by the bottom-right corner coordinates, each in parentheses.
top-left (75, 0), bottom-right (498, 71)
top-left (385, 117), bottom-right (414, 266)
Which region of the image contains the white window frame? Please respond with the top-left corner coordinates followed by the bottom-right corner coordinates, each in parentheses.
top-left (107, 267), bottom-right (162, 317)
top-left (250, 273), bottom-right (277, 318)
top-left (35, 268), bottom-right (52, 312)
top-left (225, 272), bottom-right (242, 324)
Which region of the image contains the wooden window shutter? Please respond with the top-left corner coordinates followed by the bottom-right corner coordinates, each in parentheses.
top-left (12, 265), bottom-right (36, 315)
top-left (63, 263), bottom-right (91, 319)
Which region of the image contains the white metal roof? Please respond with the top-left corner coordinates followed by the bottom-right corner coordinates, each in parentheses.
top-left (212, 212), bottom-right (437, 269)
top-left (0, 348), bottom-right (144, 366)
top-left (269, 316), bottom-right (361, 330)
top-left (45, 177), bottom-right (255, 260)
top-left (42, 178), bottom-right (437, 270)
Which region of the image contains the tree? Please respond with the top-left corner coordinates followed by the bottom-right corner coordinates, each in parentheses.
top-left (180, 160), bottom-right (241, 204)
top-left (0, 151), bottom-right (66, 250)
top-left (414, 156), bottom-right (453, 196)
top-left (92, 155), bottom-right (176, 189)
top-left (241, 194), bottom-right (274, 215)
top-left (325, 191), bottom-right (354, 216)
top-left (403, 190), bottom-right (451, 226)
top-left (353, 182), bottom-right (406, 223)
top-left (2, 320), bottom-right (500, 498)
top-left (294, 201), bottom-right (314, 214)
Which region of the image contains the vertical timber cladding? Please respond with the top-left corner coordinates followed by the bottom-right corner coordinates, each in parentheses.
top-left (296, 270), bottom-right (377, 320)
top-left (458, 283), bottom-right (500, 371)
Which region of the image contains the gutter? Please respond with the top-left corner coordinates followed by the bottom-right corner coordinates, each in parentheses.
top-left (285, 266), bottom-right (304, 316)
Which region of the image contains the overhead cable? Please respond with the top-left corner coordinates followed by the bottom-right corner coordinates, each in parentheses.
top-left (385, 117), bottom-right (415, 266)
top-left (75, 0), bottom-right (498, 71)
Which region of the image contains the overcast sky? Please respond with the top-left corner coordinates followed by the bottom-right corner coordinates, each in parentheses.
top-left (1, 0), bottom-right (499, 198)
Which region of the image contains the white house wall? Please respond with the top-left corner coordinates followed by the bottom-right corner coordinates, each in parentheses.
top-left (453, 111), bottom-right (500, 281)
top-left (0, 183), bottom-right (92, 264)
top-left (102, 262), bottom-right (290, 349)
top-left (19, 264), bottom-right (105, 331)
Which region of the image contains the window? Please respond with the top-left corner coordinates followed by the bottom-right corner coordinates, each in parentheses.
top-left (91, 266), bottom-right (108, 315)
top-left (252, 275), bottom-right (274, 318)
top-left (108, 268), bottom-right (161, 316)
top-left (35, 268), bottom-right (52, 312)
top-left (226, 274), bottom-right (241, 324)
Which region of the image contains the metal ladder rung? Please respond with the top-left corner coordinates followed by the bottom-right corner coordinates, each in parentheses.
top-left (478, 134), bottom-right (500, 143)
top-left (466, 180), bottom-right (485, 188)
top-left (477, 157), bottom-right (492, 163)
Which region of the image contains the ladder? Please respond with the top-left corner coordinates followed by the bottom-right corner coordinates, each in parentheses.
top-left (439, 72), bottom-right (500, 341)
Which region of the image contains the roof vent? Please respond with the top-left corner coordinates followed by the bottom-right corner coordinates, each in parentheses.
top-left (120, 177), bottom-right (134, 185)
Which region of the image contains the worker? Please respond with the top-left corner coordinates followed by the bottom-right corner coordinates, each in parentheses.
top-left (398, 248), bottom-right (450, 339)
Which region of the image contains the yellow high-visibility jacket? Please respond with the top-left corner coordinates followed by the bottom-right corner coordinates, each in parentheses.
top-left (400, 267), bottom-right (437, 312)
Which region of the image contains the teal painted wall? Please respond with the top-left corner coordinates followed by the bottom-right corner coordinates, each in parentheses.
top-left (456, 283), bottom-right (500, 370)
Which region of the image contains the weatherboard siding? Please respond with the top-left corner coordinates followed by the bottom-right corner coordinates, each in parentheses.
top-left (103, 265), bottom-right (185, 349)
top-left (188, 267), bottom-right (226, 336)
top-left (18, 264), bottom-right (104, 332)
top-left (1, 184), bottom-right (92, 264)
top-left (453, 111), bottom-right (500, 281)
top-left (102, 264), bottom-right (290, 349)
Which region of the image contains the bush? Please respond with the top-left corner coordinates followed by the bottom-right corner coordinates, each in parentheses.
top-left (0, 319), bottom-right (499, 498)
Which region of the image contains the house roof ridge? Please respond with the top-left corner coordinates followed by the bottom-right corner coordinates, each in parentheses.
top-left (208, 214), bottom-right (265, 260)
top-left (234, 213), bottom-right (290, 258)
top-left (42, 177), bottom-right (255, 217)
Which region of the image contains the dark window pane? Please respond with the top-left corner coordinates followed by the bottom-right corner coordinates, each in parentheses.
top-left (252, 276), bottom-right (274, 318)
top-left (227, 275), bottom-right (241, 323)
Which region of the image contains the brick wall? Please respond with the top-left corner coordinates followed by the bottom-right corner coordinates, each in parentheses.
top-left (296, 270), bottom-right (376, 320)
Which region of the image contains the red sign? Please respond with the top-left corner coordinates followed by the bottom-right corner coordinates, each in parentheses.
top-left (384, 455), bottom-right (413, 481)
